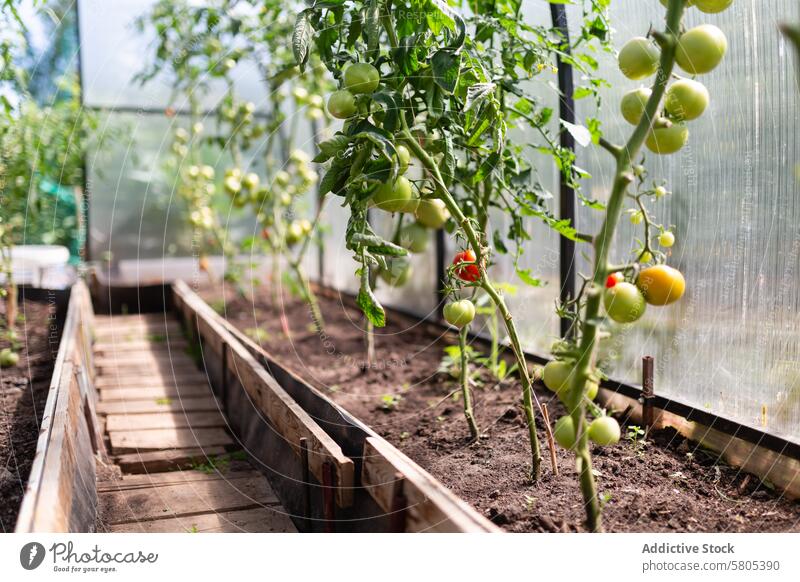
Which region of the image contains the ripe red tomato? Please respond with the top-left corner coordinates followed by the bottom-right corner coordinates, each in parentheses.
top-left (453, 249), bottom-right (480, 282)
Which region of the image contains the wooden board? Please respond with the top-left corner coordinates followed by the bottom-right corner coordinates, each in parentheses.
top-left (94, 340), bottom-right (190, 352)
top-left (361, 437), bottom-right (500, 533)
top-left (99, 385), bottom-right (213, 402)
top-left (94, 353), bottom-right (194, 366)
top-left (16, 281), bottom-right (100, 533)
top-left (106, 411), bottom-right (226, 431)
top-left (109, 427), bottom-right (234, 454)
top-left (97, 397), bottom-right (221, 416)
top-left (99, 475), bottom-right (280, 525)
top-left (99, 469), bottom-right (256, 491)
top-left (96, 373), bottom-right (208, 389)
top-left (108, 507), bottom-right (296, 533)
top-left (115, 446), bottom-right (228, 474)
top-left (222, 326), bottom-right (355, 508)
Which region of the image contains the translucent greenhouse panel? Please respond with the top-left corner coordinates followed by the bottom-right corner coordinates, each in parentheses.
top-left (87, 111), bottom-right (260, 267)
top-left (572, 1), bottom-right (800, 443)
top-left (320, 201), bottom-right (361, 296)
top-left (78, 0), bottom-right (267, 111)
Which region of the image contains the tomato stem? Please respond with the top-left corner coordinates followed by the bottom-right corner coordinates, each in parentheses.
top-left (458, 325), bottom-right (480, 441)
top-left (400, 113), bottom-right (549, 481)
top-left (564, 0), bottom-right (688, 532)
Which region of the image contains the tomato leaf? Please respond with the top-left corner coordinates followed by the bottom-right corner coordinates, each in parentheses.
top-left (292, 11), bottom-right (314, 71)
top-left (357, 268), bottom-right (386, 328)
top-left (314, 135), bottom-right (351, 163)
top-left (431, 49), bottom-right (461, 94)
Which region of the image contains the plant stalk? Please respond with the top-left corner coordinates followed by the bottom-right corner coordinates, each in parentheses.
top-left (458, 325), bottom-right (480, 441)
top-left (401, 119), bottom-right (547, 481)
top-left (564, 0), bottom-right (687, 532)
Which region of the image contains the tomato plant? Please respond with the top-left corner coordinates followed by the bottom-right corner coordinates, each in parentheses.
top-left (139, 0), bottom-right (332, 331)
top-left (550, 0), bottom-right (730, 531)
top-left (296, 0), bottom-right (614, 473)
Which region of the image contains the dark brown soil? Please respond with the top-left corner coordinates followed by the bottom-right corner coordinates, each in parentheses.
top-left (203, 286), bottom-right (800, 533)
top-left (0, 299), bottom-right (60, 531)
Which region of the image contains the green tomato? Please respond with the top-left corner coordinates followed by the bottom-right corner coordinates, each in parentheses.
top-left (603, 282), bottom-right (647, 324)
top-left (224, 175), bottom-right (242, 195)
top-left (344, 63), bottom-right (380, 94)
top-left (201, 165), bottom-right (215, 180)
top-left (372, 176), bottom-right (414, 213)
top-left (588, 416), bottom-right (621, 446)
top-left (414, 198), bottom-right (450, 229)
top-left (620, 87), bottom-right (652, 125)
top-left (242, 172), bottom-right (260, 191)
top-left (395, 144), bottom-right (411, 174)
top-left (327, 90), bottom-right (357, 119)
top-left (645, 123), bottom-right (689, 155)
top-left (443, 299), bottom-right (476, 328)
top-left (659, 231), bottom-right (675, 248)
top-left (665, 79), bottom-right (709, 121)
top-left (676, 25), bottom-right (728, 75)
top-left (694, 0), bottom-right (732, 13)
top-left (542, 360), bottom-right (574, 397)
top-left (0, 348), bottom-right (19, 368)
top-left (553, 416), bottom-right (576, 450)
top-left (586, 379), bottom-right (599, 401)
top-left (618, 37), bottom-right (660, 80)
top-left (285, 221), bottom-right (305, 246)
top-left (400, 222), bottom-right (429, 253)
top-left (380, 257), bottom-right (412, 287)
top-left (298, 219), bottom-right (313, 235)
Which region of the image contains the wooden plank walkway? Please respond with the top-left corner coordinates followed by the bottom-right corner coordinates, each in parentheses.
top-left (94, 313), bottom-right (296, 533)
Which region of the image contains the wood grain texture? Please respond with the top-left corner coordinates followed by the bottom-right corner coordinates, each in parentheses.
top-left (106, 411), bottom-right (227, 431)
top-left (114, 446), bottom-right (228, 474)
top-left (97, 396), bottom-right (221, 416)
top-left (99, 385), bottom-right (213, 402)
top-left (99, 476), bottom-right (280, 525)
top-left (361, 437), bottom-right (500, 533)
top-left (109, 427), bottom-right (234, 454)
top-left (16, 282), bottom-right (100, 533)
top-left (109, 507), bottom-right (296, 533)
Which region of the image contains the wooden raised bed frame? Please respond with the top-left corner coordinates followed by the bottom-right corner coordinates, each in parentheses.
top-left (173, 280), bottom-right (499, 533)
top-left (15, 282), bottom-right (104, 533)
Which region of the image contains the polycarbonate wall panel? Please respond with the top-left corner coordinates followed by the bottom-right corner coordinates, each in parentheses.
top-left (568, 1), bottom-right (800, 442)
top-left (87, 110), bottom-right (319, 275)
top-left (78, 0), bottom-right (267, 112)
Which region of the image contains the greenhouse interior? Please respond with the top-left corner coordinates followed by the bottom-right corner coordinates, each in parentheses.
top-left (1, 0), bottom-right (800, 573)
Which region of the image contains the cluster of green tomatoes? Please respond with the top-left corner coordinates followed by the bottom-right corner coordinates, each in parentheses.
top-left (326, 63), bottom-right (453, 289)
top-left (619, 0), bottom-right (731, 155)
top-left (540, 0), bottom-right (734, 453)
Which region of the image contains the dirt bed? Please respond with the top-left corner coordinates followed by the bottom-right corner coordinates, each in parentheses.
top-left (202, 286), bottom-right (800, 532)
top-left (0, 299), bottom-right (60, 531)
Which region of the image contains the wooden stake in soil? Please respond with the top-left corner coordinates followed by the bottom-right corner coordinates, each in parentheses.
top-left (389, 472), bottom-right (408, 533)
top-left (541, 403), bottom-right (559, 477)
top-left (642, 355), bottom-right (655, 435)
